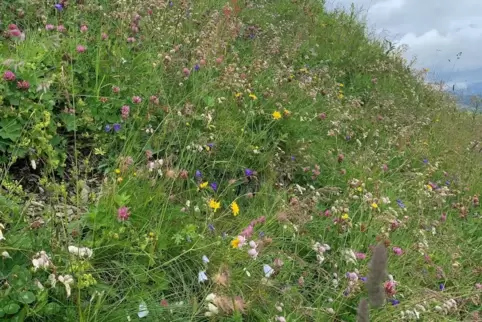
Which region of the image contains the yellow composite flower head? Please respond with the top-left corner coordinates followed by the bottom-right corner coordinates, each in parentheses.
top-left (231, 237), bottom-right (240, 248)
top-left (341, 213), bottom-right (350, 220)
top-left (272, 111), bottom-right (282, 120)
top-left (371, 202), bottom-right (378, 209)
top-left (231, 201), bottom-right (240, 216)
top-left (249, 93), bottom-right (257, 100)
top-left (199, 181), bottom-right (209, 189)
top-left (209, 199), bottom-right (221, 212)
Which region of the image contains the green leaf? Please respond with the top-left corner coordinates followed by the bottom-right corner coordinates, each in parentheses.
top-left (0, 118), bottom-right (23, 141)
top-left (42, 302), bottom-right (61, 315)
top-left (18, 291), bottom-right (36, 304)
top-left (3, 302), bottom-right (20, 315)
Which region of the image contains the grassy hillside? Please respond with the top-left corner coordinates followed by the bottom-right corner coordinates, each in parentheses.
top-left (0, 0), bottom-right (481, 321)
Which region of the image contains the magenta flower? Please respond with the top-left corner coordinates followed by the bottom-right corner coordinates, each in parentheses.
top-left (117, 206), bottom-right (130, 221)
top-left (101, 33), bottom-right (108, 40)
top-left (76, 45), bottom-right (86, 53)
top-left (121, 105), bottom-right (130, 119)
top-left (392, 247), bottom-right (403, 256)
top-left (112, 86), bottom-right (120, 93)
top-left (57, 25), bottom-right (66, 32)
top-left (45, 24), bottom-right (55, 31)
top-left (149, 95), bottom-right (159, 105)
top-left (183, 67), bottom-right (190, 77)
top-left (127, 37), bottom-right (136, 43)
top-left (16, 80), bottom-right (30, 90)
top-left (3, 70), bottom-right (16, 81)
top-left (80, 25), bottom-right (88, 33)
top-left (355, 252), bottom-right (366, 260)
top-left (132, 96), bottom-right (142, 104)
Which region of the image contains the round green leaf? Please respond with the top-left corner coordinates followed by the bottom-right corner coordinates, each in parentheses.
top-left (3, 303), bottom-right (20, 315)
top-left (18, 291), bottom-right (36, 304)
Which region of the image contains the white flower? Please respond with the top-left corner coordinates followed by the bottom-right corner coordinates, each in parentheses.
top-left (48, 274), bottom-right (57, 287)
top-left (35, 279), bottom-right (45, 290)
top-left (343, 249), bottom-right (357, 265)
top-left (205, 293), bottom-right (217, 302)
top-left (138, 301), bottom-right (149, 318)
top-left (263, 264), bottom-right (274, 278)
top-left (0, 223), bottom-right (5, 241)
top-left (2, 251), bottom-right (11, 259)
top-left (202, 255), bottom-right (209, 264)
top-left (32, 251), bottom-right (52, 271)
top-left (249, 241), bottom-right (257, 248)
top-left (58, 275), bottom-right (74, 297)
top-left (68, 246), bottom-right (93, 258)
top-left (327, 308), bottom-right (335, 314)
top-left (275, 316), bottom-right (286, 322)
top-left (198, 271), bottom-right (208, 283)
top-left (248, 248), bottom-right (258, 259)
top-left (207, 303), bottom-right (219, 315)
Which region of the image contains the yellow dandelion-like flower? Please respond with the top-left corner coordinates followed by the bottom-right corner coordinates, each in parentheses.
top-left (249, 93), bottom-right (257, 100)
top-left (235, 92), bottom-right (242, 98)
top-left (231, 237), bottom-right (240, 249)
top-left (341, 213), bottom-right (350, 220)
top-left (209, 199), bottom-right (221, 212)
top-left (272, 111), bottom-right (282, 120)
top-left (199, 181), bottom-right (209, 189)
top-left (114, 168), bottom-right (121, 174)
top-left (371, 202), bottom-right (378, 209)
top-left (231, 201), bottom-right (240, 216)
top-left (357, 186), bottom-right (363, 192)
top-left (426, 184), bottom-right (433, 191)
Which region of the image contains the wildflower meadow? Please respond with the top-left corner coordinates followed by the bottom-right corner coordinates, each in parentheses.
top-left (0, 0), bottom-right (481, 321)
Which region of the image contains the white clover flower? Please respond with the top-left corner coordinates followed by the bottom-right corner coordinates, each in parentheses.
top-left (58, 275), bottom-right (74, 297)
top-left (32, 251), bottom-right (52, 271)
top-left (68, 246), bottom-right (93, 259)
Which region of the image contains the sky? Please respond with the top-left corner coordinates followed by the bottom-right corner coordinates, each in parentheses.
top-left (326, 0), bottom-right (482, 87)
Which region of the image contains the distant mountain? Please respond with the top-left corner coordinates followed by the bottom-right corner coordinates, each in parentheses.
top-left (448, 82), bottom-right (482, 111)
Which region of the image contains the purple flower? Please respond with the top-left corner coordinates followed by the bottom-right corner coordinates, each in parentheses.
top-left (54, 3), bottom-right (63, 11)
top-left (423, 158), bottom-right (429, 164)
top-left (259, 231), bottom-right (265, 238)
top-left (244, 168), bottom-right (253, 177)
top-left (208, 223), bottom-right (215, 232)
top-left (169, 1), bottom-right (173, 6)
top-left (439, 283), bottom-right (445, 291)
top-left (113, 123), bottom-right (121, 132)
top-left (345, 135), bottom-right (351, 141)
top-left (105, 124), bottom-right (112, 132)
top-left (194, 64), bottom-right (200, 71)
top-left (396, 199), bottom-right (405, 208)
top-left (445, 180), bottom-right (450, 186)
top-left (210, 182), bottom-right (218, 192)
top-left (291, 156), bottom-right (295, 161)
top-left (389, 299), bottom-right (400, 306)
top-left (207, 143), bottom-right (214, 149)
top-left (195, 170), bottom-right (202, 178)
top-left (360, 277), bottom-right (367, 282)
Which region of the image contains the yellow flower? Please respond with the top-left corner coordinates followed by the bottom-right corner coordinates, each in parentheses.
top-left (249, 93), bottom-right (257, 100)
top-left (231, 201), bottom-right (240, 216)
top-left (283, 109), bottom-right (291, 116)
top-left (235, 92), bottom-right (242, 98)
top-left (371, 202), bottom-right (378, 209)
top-left (209, 199), bottom-right (221, 212)
top-left (356, 186), bottom-right (363, 192)
top-left (199, 181), bottom-right (209, 189)
top-left (338, 92), bottom-right (344, 99)
top-left (231, 237), bottom-right (240, 248)
top-left (114, 168), bottom-right (121, 174)
top-left (272, 111), bottom-right (282, 120)
top-left (341, 213), bottom-right (350, 220)
top-left (338, 83), bottom-right (344, 87)
top-left (117, 177), bottom-right (123, 183)
top-left (426, 184), bottom-right (433, 191)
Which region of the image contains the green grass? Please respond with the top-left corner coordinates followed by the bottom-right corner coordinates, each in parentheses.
top-left (0, 0), bottom-right (481, 321)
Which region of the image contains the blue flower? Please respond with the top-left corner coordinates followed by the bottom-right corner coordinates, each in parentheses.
top-left (194, 64), bottom-right (200, 71)
top-left (396, 199), bottom-right (405, 208)
top-left (105, 124), bottom-right (112, 132)
top-left (208, 223), bottom-right (215, 232)
top-left (54, 3), bottom-right (63, 11)
top-left (210, 182), bottom-right (218, 192)
top-left (113, 123), bottom-right (121, 132)
top-left (423, 158), bottom-right (429, 164)
top-left (244, 168), bottom-right (253, 177)
top-left (439, 283), bottom-right (445, 291)
top-left (198, 271), bottom-right (208, 283)
top-left (195, 170), bottom-right (202, 178)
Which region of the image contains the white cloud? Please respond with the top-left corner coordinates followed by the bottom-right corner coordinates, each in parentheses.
top-left (326, 0), bottom-right (482, 83)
